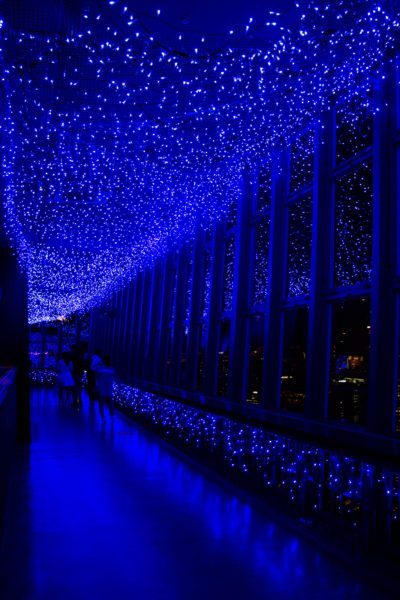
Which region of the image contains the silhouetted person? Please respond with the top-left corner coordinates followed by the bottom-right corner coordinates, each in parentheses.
top-left (96, 355), bottom-right (116, 418)
top-left (88, 348), bottom-right (103, 400)
top-left (71, 343), bottom-right (86, 408)
top-left (56, 351), bottom-right (75, 405)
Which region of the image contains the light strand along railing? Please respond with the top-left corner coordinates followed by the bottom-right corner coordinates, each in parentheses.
top-left (114, 382), bottom-right (400, 559)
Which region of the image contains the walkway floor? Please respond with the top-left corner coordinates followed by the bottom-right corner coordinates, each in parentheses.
top-left (0, 388), bottom-right (392, 599)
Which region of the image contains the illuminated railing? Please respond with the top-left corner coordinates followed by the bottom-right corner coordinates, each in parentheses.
top-left (29, 367), bottom-right (88, 387)
top-left (114, 383), bottom-right (400, 557)
top-left (29, 367), bottom-right (57, 386)
top-left (0, 368), bottom-right (16, 406)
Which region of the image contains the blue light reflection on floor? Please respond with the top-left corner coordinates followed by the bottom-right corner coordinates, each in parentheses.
top-left (0, 388), bottom-right (389, 599)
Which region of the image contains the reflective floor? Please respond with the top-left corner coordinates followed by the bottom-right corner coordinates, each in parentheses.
top-left (0, 388), bottom-right (393, 599)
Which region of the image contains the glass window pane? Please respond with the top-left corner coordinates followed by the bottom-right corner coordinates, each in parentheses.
top-left (179, 331), bottom-right (188, 387)
top-left (217, 319), bottom-right (230, 397)
top-left (176, 252), bottom-right (193, 387)
top-left (281, 308), bottom-right (308, 412)
top-left (247, 315), bottom-right (264, 404)
top-left (335, 163), bottom-right (372, 287)
top-left (287, 194), bottom-right (312, 297)
top-left (258, 163), bottom-right (272, 212)
top-left (223, 236), bottom-right (235, 312)
top-left (290, 129), bottom-right (314, 193)
top-left (253, 216), bottom-right (270, 306)
top-left (169, 266), bottom-right (178, 325)
top-left (185, 249), bottom-right (193, 323)
top-left (226, 199), bottom-right (237, 229)
top-left (165, 267), bottom-right (177, 382)
top-left (29, 326), bottom-right (41, 367)
top-left (197, 321), bottom-right (207, 391)
top-left (336, 93), bottom-right (372, 163)
top-left (29, 323), bottom-right (59, 367)
top-left (329, 298), bottom-right (370, 425)
top-left (165, 326), bottom-right (173, 383)
top-left (202, 253), bottom-right (212, 320)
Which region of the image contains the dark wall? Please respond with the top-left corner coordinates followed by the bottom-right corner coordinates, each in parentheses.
top-left (0, 245), bottom-right (30, 441)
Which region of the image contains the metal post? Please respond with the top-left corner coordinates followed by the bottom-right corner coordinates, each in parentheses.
top-left (367, 67), bottom-right (398, 435)
top-left (137, 269), bottom-right (154, 379)
top-left (92, 309), bottom-right (99, 353)
top-left (57, 320), bottom-right (63, 358)
top-left (108, 293), bottom-right (117, 362)
top-left (132, 271), bottom-right (145, 380)
top-left (205, 220), bottom-right (225, 396)
top-left (124, 280), bottom-right (137, 382)
top-left (157, 255), bottom-right (175, 384)
top-left (305, 111), bottom-right (335, 420)
top-left (89, 309), bottom-right (95, 353)
top-left (146, 260), bottom-right (164, 381)
top-left (262, 151), bottom-right (289, 409)
top-left (228, 165), bottom-right (257, 402)
top-left (170, 246), bottom-right (189, 386)
top-left (114, 288), bottom-right (127, 374)
top-left (103, 294), bottom-right (116, 358)
top-left (40, 323), bottom-right (46, 367)
top-left (186, 230), bottom-right (206, 390)
top-left (103, 305), bottom-right (111, 354)
top-left (75, 314), bottom-right (81, 347)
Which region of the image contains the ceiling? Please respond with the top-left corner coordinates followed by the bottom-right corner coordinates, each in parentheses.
top-left (1, 0), bottom-right (395, 322)
top-left (0, 0), bottom-right (295, 41)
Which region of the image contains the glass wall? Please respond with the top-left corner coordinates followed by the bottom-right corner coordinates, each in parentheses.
top-left (329, 298), bottom-right (370, 424)
top-left (90, 66), bottom-right (400, 445)
top-left (217, 319), bottom-right (230, 397)
top-left (29, 314), bottom-right (90, 367)
top-left (223, 235), bottom-right (235, 313)
top-left (165, 259), bottom-right (177, 384)
top-left (179, 247), bottom-right (193, 387)
top-left (290, 129), bottom-right (314, 192)
top-left (334, 163), bottom-right (373, 287)
top-left (197, 321), bottom-right (207, 391)
top-left (247, 314), bottom-right (264, 404)
top-left (253, 217), bottom-right (270, 306)
top-left (197, 249), bottom-right (212, 391)
top-left (281, 308), bottom-right (308, 413)
top-left (336, 93), bottom-right (372, 163)
top-left (287, 194), bottom-right (313, 297)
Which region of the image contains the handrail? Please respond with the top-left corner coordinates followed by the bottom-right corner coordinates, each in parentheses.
top-left (0, 368), bottom-right (16, 407)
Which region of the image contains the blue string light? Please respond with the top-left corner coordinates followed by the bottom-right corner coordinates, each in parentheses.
top-left (0, 1), bottom-right (398, 322)
top-left (113, 382), bottom-right (400, 541)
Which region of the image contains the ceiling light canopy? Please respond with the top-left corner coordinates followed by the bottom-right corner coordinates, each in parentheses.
top-left (1, 0), bottom-right (398, 322)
